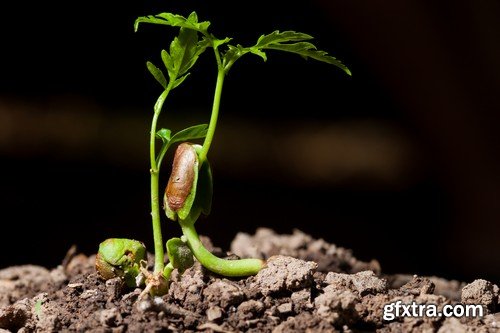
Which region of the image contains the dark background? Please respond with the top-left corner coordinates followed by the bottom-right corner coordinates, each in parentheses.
top-left (0, 1), bottom-right (498, 284)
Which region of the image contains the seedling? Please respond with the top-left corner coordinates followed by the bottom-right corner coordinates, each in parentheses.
top-left (96, 11), bottom-right (350, 296)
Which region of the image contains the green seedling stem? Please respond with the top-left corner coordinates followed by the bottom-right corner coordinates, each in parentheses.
top-left (198, 68), bottom-right (224, 165)
top-left (179, 215), bottom-right (263, 276)
top-left (150, 88), bottom-right (171, 274)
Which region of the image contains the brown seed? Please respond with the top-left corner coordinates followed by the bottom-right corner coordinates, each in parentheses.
top-left (165, 143), bottom-right (197, 211)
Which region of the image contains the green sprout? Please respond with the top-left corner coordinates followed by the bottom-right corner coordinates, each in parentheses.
top-left (96, 10), bottom-right (350, 296)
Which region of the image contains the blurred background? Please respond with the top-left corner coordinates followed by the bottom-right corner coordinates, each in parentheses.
top-left (0, 0), bottom-right (498, 283)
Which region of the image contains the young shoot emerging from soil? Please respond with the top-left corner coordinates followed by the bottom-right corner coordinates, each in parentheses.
top-left (96, 11), bottom-right (350, 296)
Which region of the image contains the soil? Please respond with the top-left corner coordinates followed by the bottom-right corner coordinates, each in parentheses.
top-left (0, 228), bottom-right (498, 332)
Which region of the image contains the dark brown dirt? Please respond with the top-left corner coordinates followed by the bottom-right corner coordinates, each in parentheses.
top-left (0, 228), bottom-right (498, 332)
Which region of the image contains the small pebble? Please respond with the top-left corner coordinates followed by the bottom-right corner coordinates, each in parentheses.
top-left (277, 302), bottom-right (293, 315)
top-left (206, 306), bottom-right (223, 322)
top-left (67, 283), bottom-right (83, 289)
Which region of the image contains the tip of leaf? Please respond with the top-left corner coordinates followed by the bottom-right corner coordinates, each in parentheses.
top-left (187, 11), bottom-right (198, 22)
top-left (133, 19), bottom-right (141, 32)
top-left (344, 67), bottom-right (352, 76)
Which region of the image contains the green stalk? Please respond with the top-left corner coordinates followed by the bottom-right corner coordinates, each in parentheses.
top-left (198, 68), bottom-right (225, 164)
top-left (179, 217), bottom-right (264, 277)
top-left (150, 88), bottom-right (171, 274)
top-left (180, 51), bottom-right (264, 277)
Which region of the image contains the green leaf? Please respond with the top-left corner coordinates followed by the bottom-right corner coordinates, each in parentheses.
top-left (196, 160), bottom-right (213, 216)
top-left (169, 28), bottom-right (197, 78)
top-left (213, 36), bottom-right (232, 49)
top-left (166, 237), bottom-right (194, 274)
top-left (223, 30), bottom-right (351, 75)
top-left (182, 39), bottom-right (211, 73)
top-left (135, 11), bottom-right (210, 35)
top-left (156, 128), bottom-right (172, 143)
top-left (254, 30), bottom-right (313, 48)
top-left (156, 124), bottom-right (209, 168)
top-left (171, 74), bottom-right (190, 89)
top-left (161, 50), bottom-right (174, 74)
top-left (265, 42), bottom-right (351, 75)
top-left (170, 124), bottom-right (208, 144)
top-left (146, 61), bottom-right (168, 88)
top-left (222, 45), bottom-right (248, 68)
top-left (249, 48), bottom-right (267, 61)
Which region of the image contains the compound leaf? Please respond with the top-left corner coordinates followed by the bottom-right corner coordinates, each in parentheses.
top-left (222, 30), bottom-right (351, 75)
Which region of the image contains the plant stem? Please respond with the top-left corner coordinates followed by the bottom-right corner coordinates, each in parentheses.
top-left (198, 68), bottom-right (225, 164)
top-left (150, 88), bottom-right (171, 274)
top-left (179, 217), bottom-right (265, 277)
top-left (181, 53), bottom-right (265, 277)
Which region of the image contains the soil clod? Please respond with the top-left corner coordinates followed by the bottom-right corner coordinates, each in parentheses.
top-left (255, 255), bottom-right (317, 296)
top-left (461, 279), bottom-right (499, 313)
